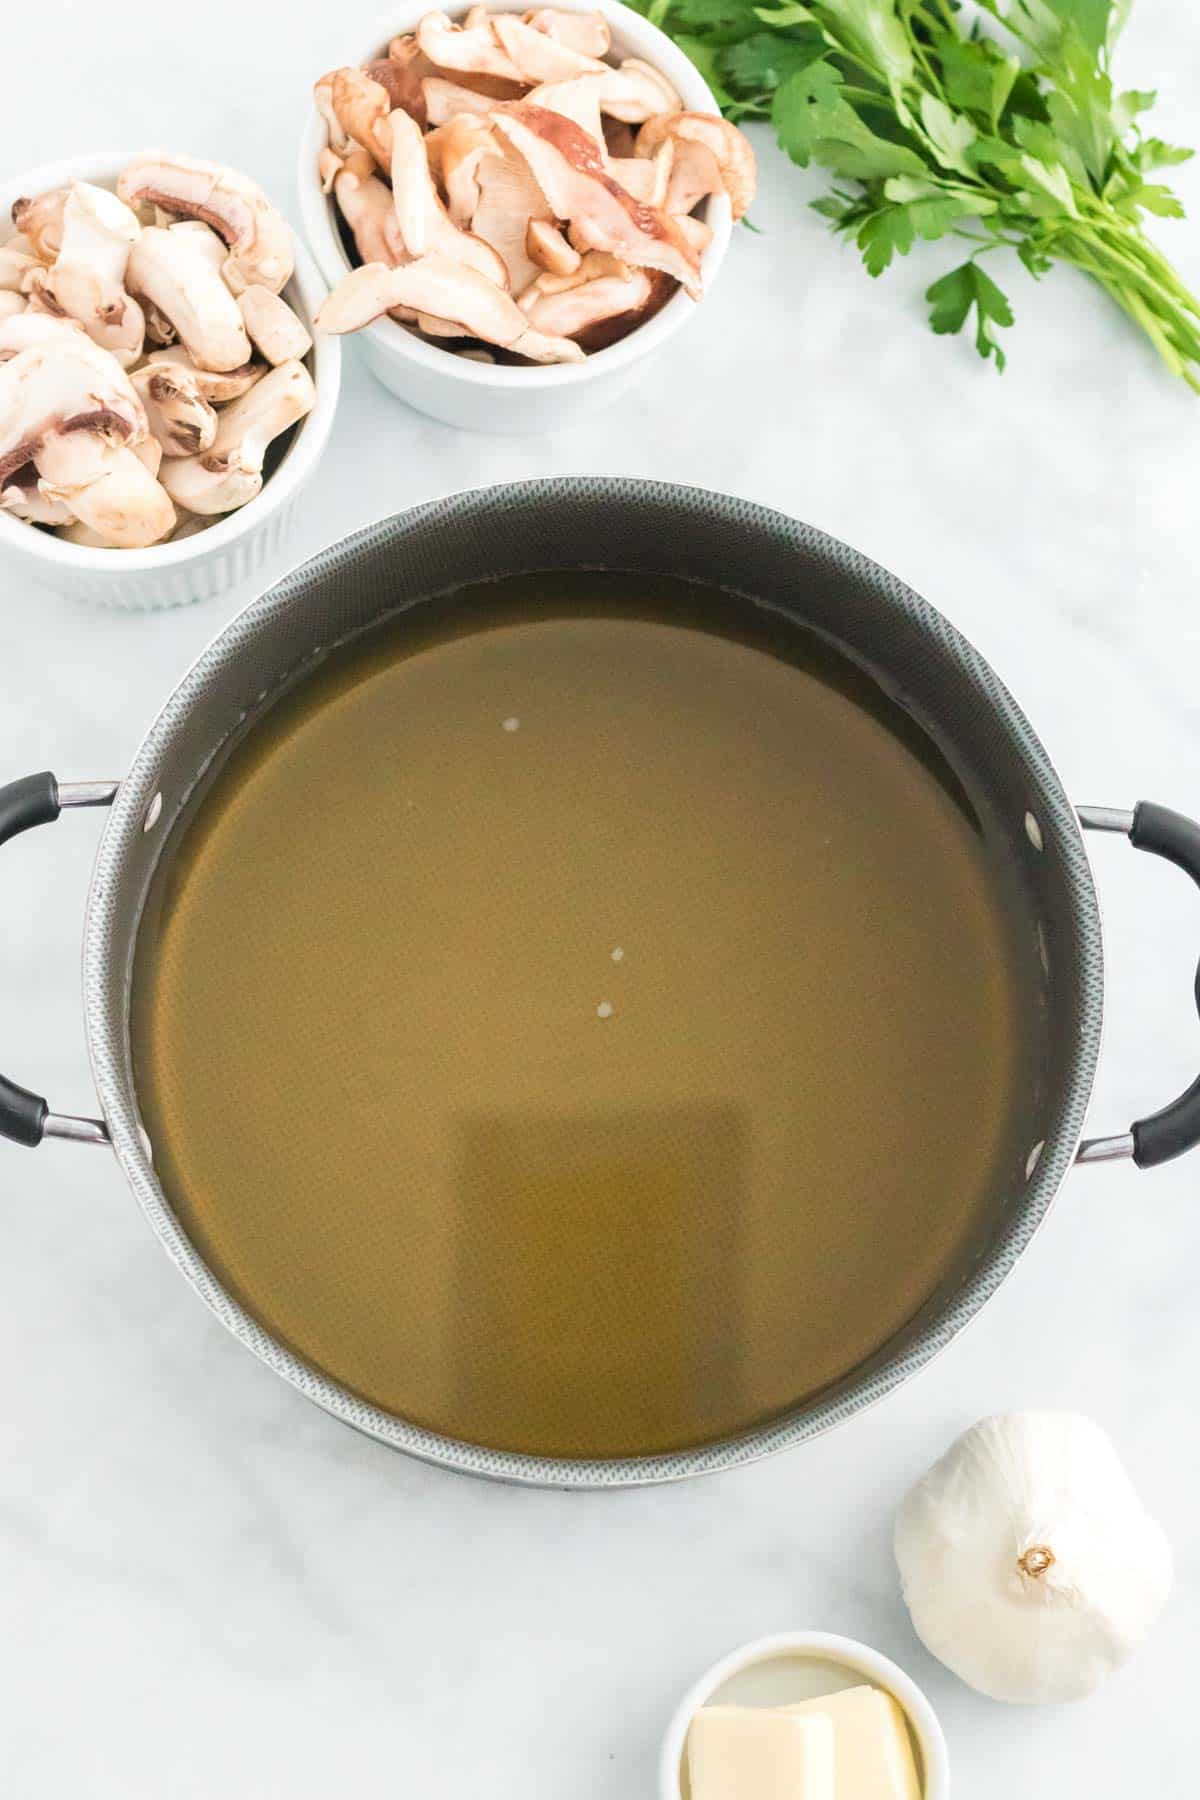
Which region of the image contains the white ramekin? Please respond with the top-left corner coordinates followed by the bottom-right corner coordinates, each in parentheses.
top-left (0, 150), bottom-right (340, 611)
top-left (660, 1631), bottom-right (951, 1800)
top-left (297, 0), bottom-right (732, 433)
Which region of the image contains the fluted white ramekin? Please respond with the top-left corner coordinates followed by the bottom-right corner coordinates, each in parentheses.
top-left (0, 150), bottom-right (340, 610)
top-left (297, 0), bottom-right (731, 434)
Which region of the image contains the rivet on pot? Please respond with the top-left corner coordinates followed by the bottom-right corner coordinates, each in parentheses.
top-left (143, 791), bottom-right (163, 833)
top-left (1024, 811), bottom-right (1044, 851)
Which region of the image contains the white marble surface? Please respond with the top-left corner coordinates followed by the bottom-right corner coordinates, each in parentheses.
top-left (3, 4), bottom-right (1200, 1795)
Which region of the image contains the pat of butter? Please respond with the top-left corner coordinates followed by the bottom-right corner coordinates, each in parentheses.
top-left (784, 1687), bottom-right (921, 1799)
top-left (688, 1706), bottom-right (835, 1800)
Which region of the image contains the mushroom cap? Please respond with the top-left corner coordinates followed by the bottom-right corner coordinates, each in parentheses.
top-left (36, 432), bottom-right (175, 549)
top-left (127, 224), bottom-right (253, 373)
top-left (237, 286), bottom-right (313, 366)
top-left (635, 112), bottom-right (756, 220)
top-left (0, 335), bottom-right (146, 484)
top-left (118, 153), bottom-right (294, 294)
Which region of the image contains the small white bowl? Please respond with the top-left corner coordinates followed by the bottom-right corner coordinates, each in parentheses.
top-left (297, 0), bottom-right (732, 434)
top-left (0, 149), bottom-right (341, 611)
top-left (660, 1632), bottom-right (951, 1800)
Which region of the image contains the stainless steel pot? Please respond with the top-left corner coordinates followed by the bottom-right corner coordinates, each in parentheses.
top-left (4, 479), bottom-right (1199, 1487)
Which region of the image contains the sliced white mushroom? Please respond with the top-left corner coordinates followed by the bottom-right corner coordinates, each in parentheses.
top-left (0, 335), bottom-right (146, 485)
top-left (133, 434), bottom-right (164, 478)
top-left (330, 67), bottom-right (396, 170)
top-left (11, 188), bottom-right (68, 263)
top-left (470, 144), bottom-right (553, 294)
top-left (520, 264), bottom-right (652, 344)
top-left (676, 213), bottom-right (714, 256)
top-left (0, 240), bottom-right (38, 293)
top-left (417, 12), bottom-right (525, 84)
top-left (524, 9), bottom-right (611, 58)
top-left (0, 292), bottom-right (26, 322)
top-left (608, 60), bottom-right (681, 123)
top-left (524, 75), bottom-right (606, 145)
top-left (491, 14), bottom-right (608, 85)
top-left (0, 310), bottom-right (87, 357)
top-left (490, 107), bottom-right (702, 297)
top-left (317, 146), bottom-right (344, 196)
top-left (635, 112), bottom-right (757, 219)
top-left (525, 217), bottom-right (580, 276)
top-left (142, 299), bottom-right (178, 346)
top-left (425, 115), bottom-right (499, 227)
top-left (132, 360), bottom-right (218, 457)
top-left (521, 249), bottom-right (632, 297)
top-left (127, 225), bottom-right (253, 373)
top-left (314, 70), bottom-right (353, 154)
top-left (159, 359), bottom-right (315, 516)
top-left (366, 53), bottom-right (435, 127)
top-left (0, 475), bottom-right (75, 526)
top-left (139, 343), bottom-right (266, 404)
top-left (389, 108), bottom-right (509, 288)
top-left (330, 154), bottom-right (408, 267)
top-left (611, 139), bottom-right (674, 207)
top-left (237, 286), bottom-right (312, 366)
top-left (37, 431), bottom-right (175, 549)
top-left (316, 255), bottom-right (583, 363)
top-left (37, 183), bottom-right (145, 367)
top-left (422, 76), bottom-right (498, 126)
top-left (58, 518), bottom-right (118, 547)
top-left (118, 153), bottom-right (294, 294)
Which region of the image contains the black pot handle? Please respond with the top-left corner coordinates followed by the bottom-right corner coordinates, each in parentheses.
top-left (0, 771), bottom-right (117, 1150)
top-left (1078, 801), bottom-right (1200, 1168)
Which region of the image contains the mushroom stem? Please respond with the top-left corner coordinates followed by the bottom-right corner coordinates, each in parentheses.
top-left (158, 358), bottom-right (314, 515)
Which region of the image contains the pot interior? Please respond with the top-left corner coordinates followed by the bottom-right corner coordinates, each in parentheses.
top-left (89, 484), bottom-right (1102, 1479)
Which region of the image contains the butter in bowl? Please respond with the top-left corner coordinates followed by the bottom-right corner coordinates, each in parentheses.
top-left (660, 1633), bottom-right (949, 1800)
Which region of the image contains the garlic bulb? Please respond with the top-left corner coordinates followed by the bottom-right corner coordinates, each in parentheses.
top-left (894, 1413), bottom-right (1172, 1704)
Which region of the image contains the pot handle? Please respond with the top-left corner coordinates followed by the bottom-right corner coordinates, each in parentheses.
top-left (1077, 802), bottom-right (1200, 1168)
top-left (0, 771), bottom-right (117, 1150)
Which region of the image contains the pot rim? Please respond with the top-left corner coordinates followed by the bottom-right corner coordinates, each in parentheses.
top-left (80, 477), bottom-right (1105, 1487)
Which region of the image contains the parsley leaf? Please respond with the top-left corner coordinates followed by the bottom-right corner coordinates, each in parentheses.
top-left (635, 0), bottom-right (1200, 387)
top-left (926, 261), bottom-right (1015, 369)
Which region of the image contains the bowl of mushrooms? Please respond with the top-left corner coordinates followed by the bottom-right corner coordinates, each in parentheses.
top-left (298, 2), bottom-right (753, 433)
top-left (0, 150), bottom-right (340, 609)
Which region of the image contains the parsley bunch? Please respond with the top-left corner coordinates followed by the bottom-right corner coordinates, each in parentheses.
top-left (636, 0), bottom-right (1199, 383)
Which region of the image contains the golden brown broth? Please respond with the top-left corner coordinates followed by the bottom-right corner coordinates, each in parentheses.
top-left (131, 575), bottom-right (1036, 1458)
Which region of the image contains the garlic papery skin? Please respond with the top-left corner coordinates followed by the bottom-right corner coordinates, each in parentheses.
top-left (894, 1413), bottom-right (1172, 1705)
